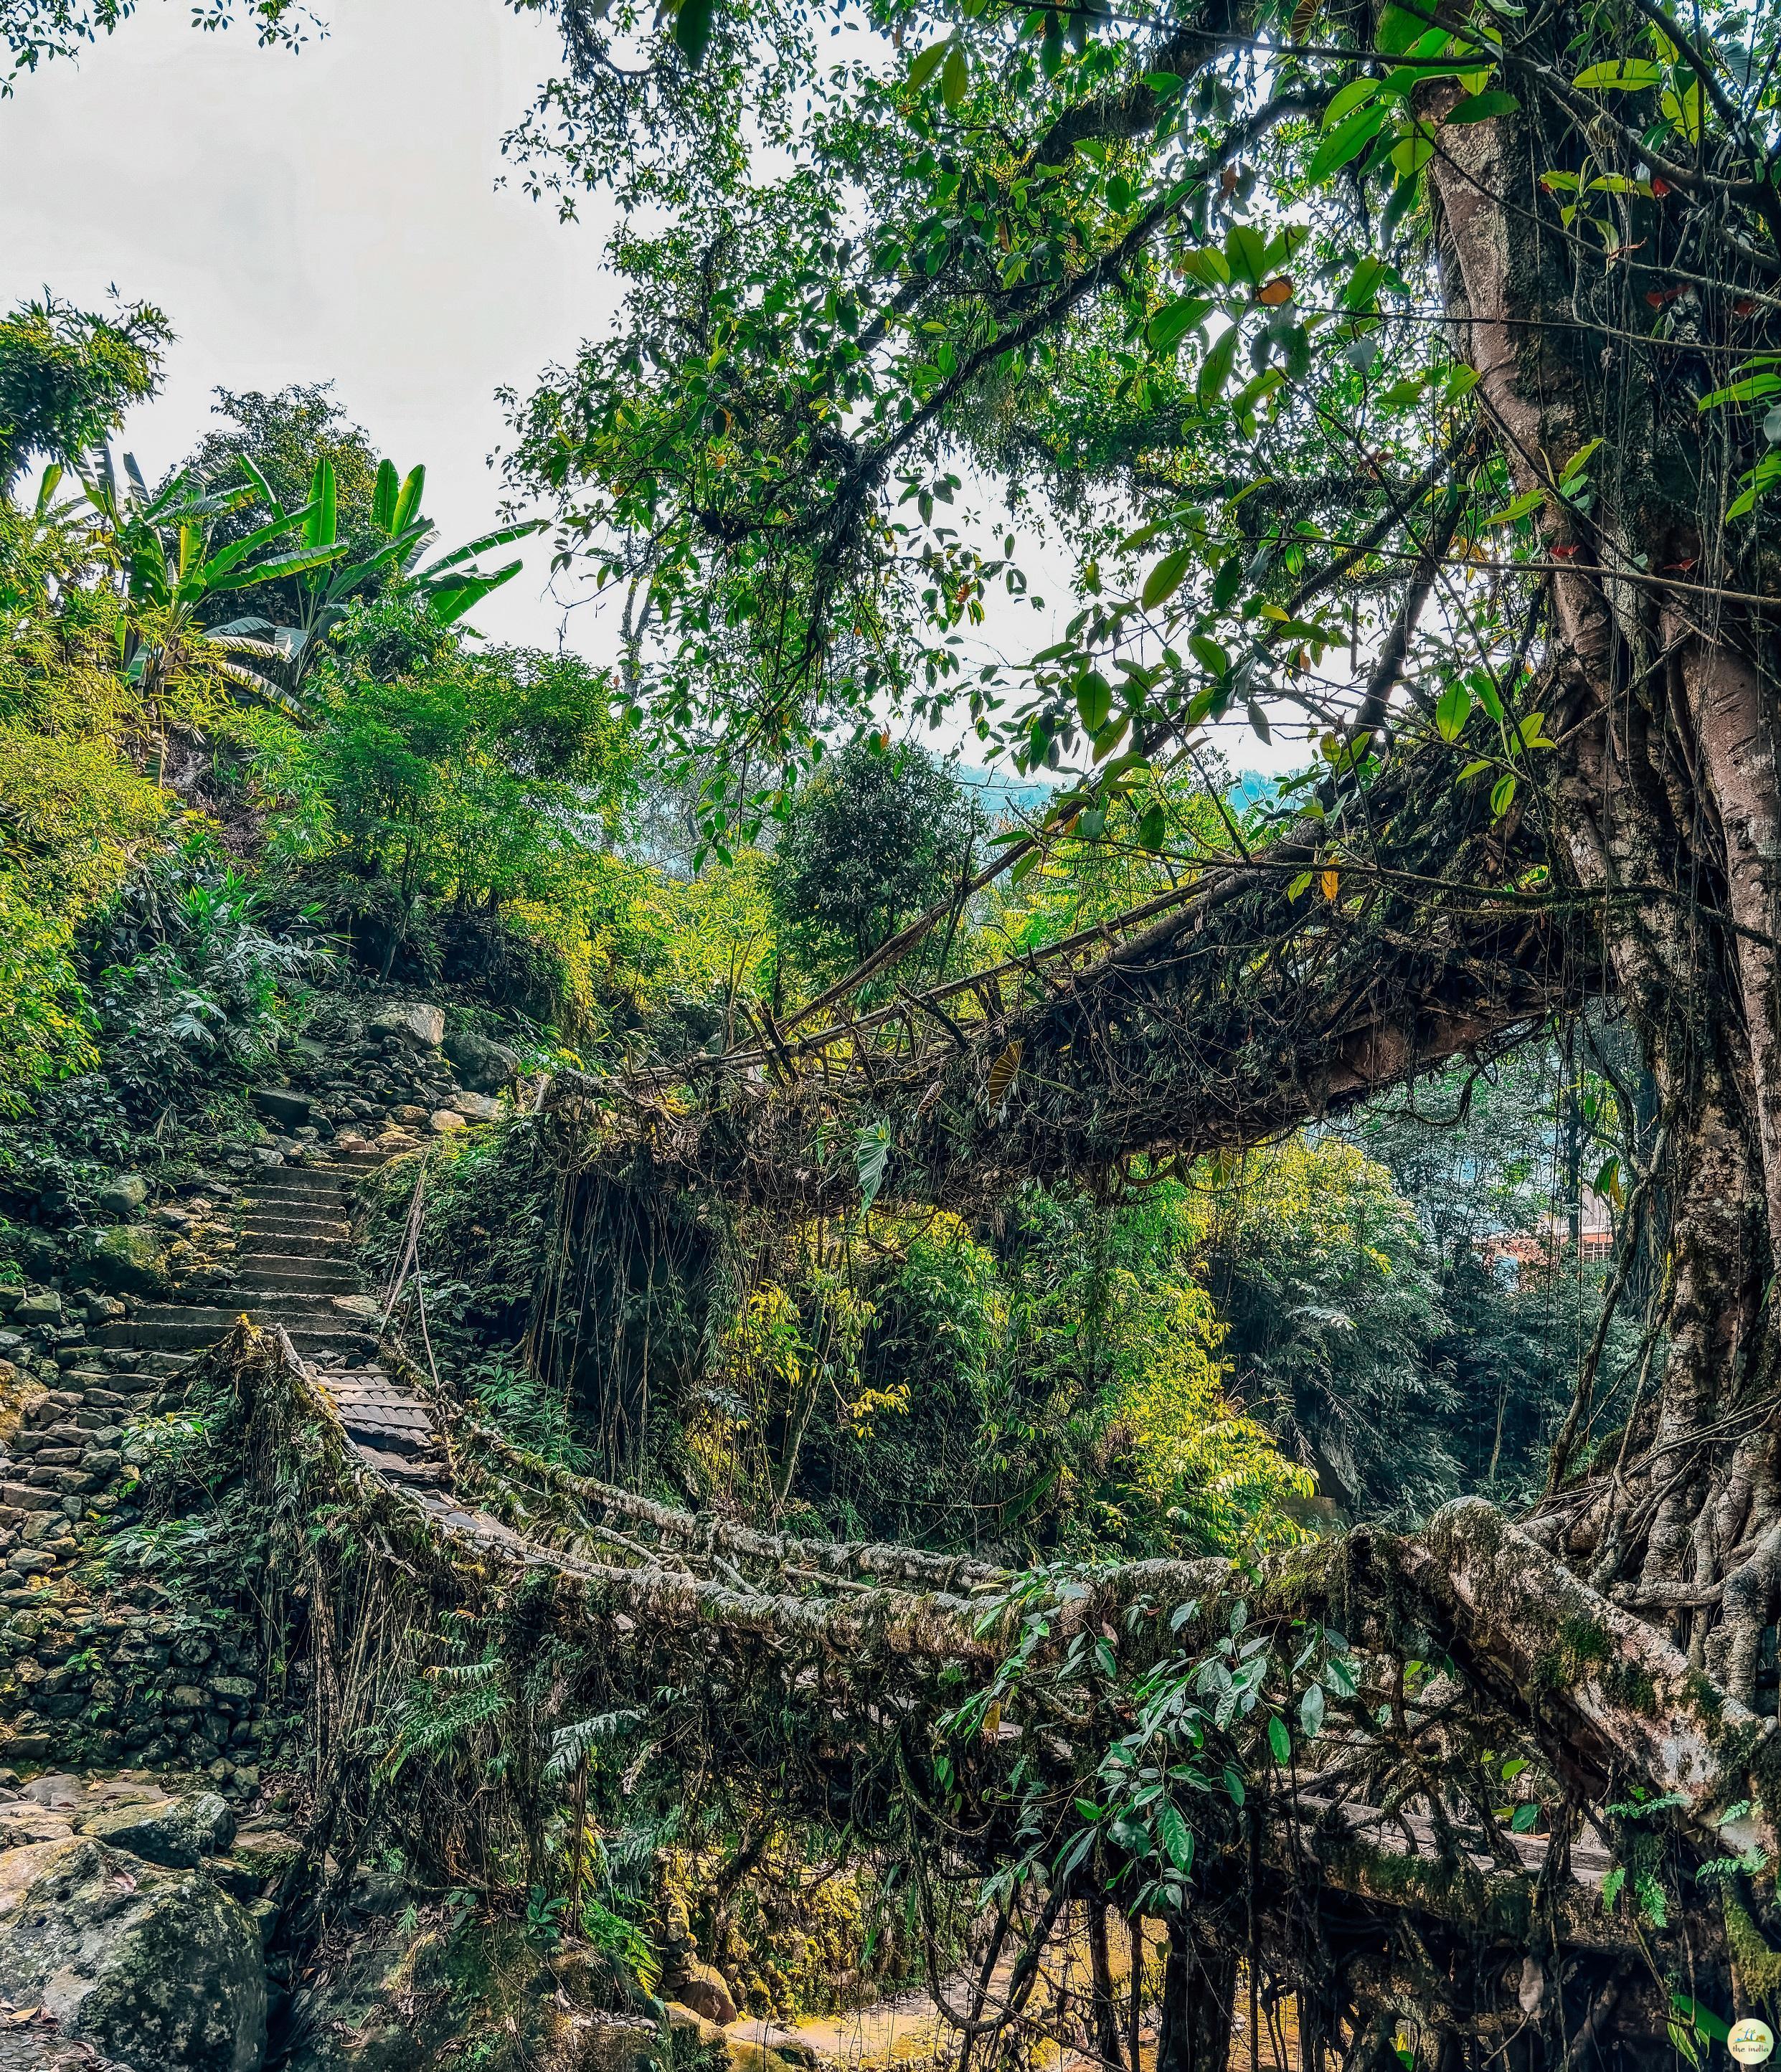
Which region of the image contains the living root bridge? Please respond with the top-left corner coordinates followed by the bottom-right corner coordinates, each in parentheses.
top-left (212, 1320), bottom-right (1775, 1952)
top-left (547, 762), bottom-right (1599, 1214)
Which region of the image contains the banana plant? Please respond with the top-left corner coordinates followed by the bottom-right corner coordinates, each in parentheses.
top-left (209, 454), bottom-right (545, 709)
top-left (78, 446), bottom-right (349, 735)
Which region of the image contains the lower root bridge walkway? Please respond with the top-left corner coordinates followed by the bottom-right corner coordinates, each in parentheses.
top-left (120, 1150), bottom-right (1733, 2058)
top-left (166, 1208), bottom-right (1657, 2017)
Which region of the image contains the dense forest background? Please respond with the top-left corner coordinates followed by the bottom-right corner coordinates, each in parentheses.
top-left (1, 333), bottom-right (1634, 1564)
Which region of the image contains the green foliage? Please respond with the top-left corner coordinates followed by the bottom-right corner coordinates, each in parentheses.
top-left (247, 592), bottom-right (634, 995)
top-left (946, 1584), bottom-right (1361, 1918)
top-left (208, 437), bottom-right (544, 705)
top-left (0, 524), bottom-right (169, 1107)
top-left (91, 830), bottom-right (326, 1116)
top-left (707, 1186), bottom-right (1310, 1560)
top-left (181, 383), bottom-right (387, 633)
top-left (0, 295), bottom-right (169, 495)
top-left (770, 737), bottom-right (978, 974)
top-left (1194, 1136), bottom-right (1453, 1523)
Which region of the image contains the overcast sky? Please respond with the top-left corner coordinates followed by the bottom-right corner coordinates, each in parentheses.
top-left (0, 0), bottom-right (628, 653)
top-left (0, 1), bottom-right (1290, 779)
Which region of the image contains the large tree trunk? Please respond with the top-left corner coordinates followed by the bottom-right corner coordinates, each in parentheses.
top-left (1425, 85), bottom-right (1781, 1678)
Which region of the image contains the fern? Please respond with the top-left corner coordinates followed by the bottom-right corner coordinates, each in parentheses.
top-left (545, 1708), bottom-right (643, 1779)
top-left (381, 1662), bottom-right (509, 1779)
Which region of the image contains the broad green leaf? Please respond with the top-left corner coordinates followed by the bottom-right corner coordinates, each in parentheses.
top-left (426, 557), bottom-right (525, 624)
top-left (1435, 682), bottom-right (1473, 741)
top-left (1662, 80), bottom-right (1703, 142)
top-left (1376, 4), bottom-right (1429, 52)
top-left (1176, 247), bottom-right (1231, 287)
top-left (392, 464), bottom-right (427, 533)
top-left (1075, 669), bottom-right (1111, 732)
top-left (1483, 488), bottom-right (1544, 526)
top-left (1267, 1714), bottom-right (1292, 1763)
top-left (1392, 123), bottom-right (1435, 176)
top-left (1491, 772), bottom-right (1518, 817)
top-left (206, 541), bottom-right (347, 594)
top-left (1322, 76), bottom-right (1379, 128)
top-left (1445, 88), bottom-right (1518, 121)
top-left (371, 458), bottom-right (399, 533)
top-left (1197, 323), bottom-right (1240, 410)
top-left (1307, 103), bottom-right (1390, 184)
top-left (203, 500), bottom-right (316, 580)
top-left (673, 0), bottom-right (718, 69)
top-left (1572, 59), bottom-right (1662, 89)
top-left (1671, 1996), bottom-right (1731, 2047)
top-left (1341, 255), bottom-right (1389, 309)
top-left (304, 457), bottom-right (336, 552)
top-left (1224, 224), bottom-right (1267, 289)
top-left (419, 518), bottom-right (547, 577)
top-left (1188, 633), bottom-right (1229, 676)
top-left (1698, 368), bottom-right (1781, 411)
top-left (908, 40), bottom-right (948, 85)
top-left (1510, 1802), bottom-right (1540, 1833)
top-left (1145, 297), bottom-right (1213, 352)
top-left (942, 44), bottom-right (968, 107)
top-left (1141, 548), bottom-right (1194, 610)
top-left (237, 455), bottom-right (286, 518)
top-left (1300, 1682), bottom-right (1326, 1737)
top-left (1211, 554), bottom-right (1243, 607)
top-left (1158, 1803), bottom-right (1194, 1873)
top-left (855, 1120), bottom-right (892, 1208)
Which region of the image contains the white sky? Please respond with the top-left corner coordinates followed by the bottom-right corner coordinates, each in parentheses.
top-left (0, 0), bottom-right (1298, 780)
top-left (0, 0), bottom-right (618, 652)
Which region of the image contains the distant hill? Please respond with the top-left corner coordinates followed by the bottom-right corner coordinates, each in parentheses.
top-left (953, 762), bottom-right (1054, 820)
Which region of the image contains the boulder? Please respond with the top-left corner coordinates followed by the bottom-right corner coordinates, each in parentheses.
top-left (442, 1030), bottom-right (519, 1093)
top-left (726, 2023), bottom-right (820, 2071)
top-left (224, 1819), bottom-right (301, 1886)
top-left (251, 1087), bottom-right (313, 1130)
top-left (13, 1290), bottom-right (61, 1325)
top-left (670, 1962), bottom-right (739, 2027)
top-left (80, 1225), bottom-right (168, 1297)
top-left (17, 1232), bottom-right (58, 1279)
top-left (449, 1091), bottom-right (502, 1123)
top-left (368, 1002), bottom-right (445, 1049)
top-left (723, 2041), bottom-right (800, 2072)
top-left (97, 1175), bottom-right (148, 1218)
top-left (428, 1110), bottom-right (467, 1135)
top-left (0, 1802), bottom-right (74, 1845)
top-left (0, 1834), bottom-right (266, 2071)
top-left (389, 1105), bottom-right (431, 1127)
top-left (82, 1789), bottom-right (236, 1869)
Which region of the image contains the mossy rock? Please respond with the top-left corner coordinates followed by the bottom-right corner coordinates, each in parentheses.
top-left (77, 1224), bottom-right (169, 1297)
top-left (0, 1834), bottom-right (265, 2072)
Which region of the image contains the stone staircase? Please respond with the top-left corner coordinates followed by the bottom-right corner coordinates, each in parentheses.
top-left (89, 1153), bottom-right (448, 1487)
top-left (91, 1155), bottom-right (388, 1363)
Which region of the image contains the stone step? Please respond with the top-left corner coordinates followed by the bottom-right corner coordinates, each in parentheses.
top-left (92, 1316), bottom-right (377, 1356)
top-left (242, 1182), bottom-right (355, 1208)
top-left (236, 1284), bottom-right (368, 1306)
top-left (240, 1236), bottom-right (351, 1262)
top-left (255, 1157), bottom-right (375, 1179)
top-left (240, 1185), bottom-right (354, 1209)
top-left (242, 1212), bottom-right (351, 1239)
top-left (141, 1296), bottom-right (374, 1323)
top-left (235, 1259), bottom-right (362, 1289)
